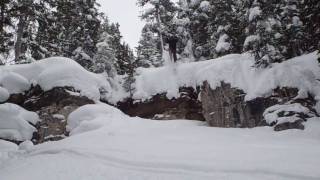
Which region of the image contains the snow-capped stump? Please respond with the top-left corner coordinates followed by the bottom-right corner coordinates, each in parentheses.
top-left (0, 103), bottom-right (40, 141)
top-left (263, 103), bottom-right (316, 131)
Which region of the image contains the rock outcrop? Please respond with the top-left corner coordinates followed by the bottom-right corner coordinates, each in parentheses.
top-left (201, 81), bottom-right (318, 130)
top-left (119, 81), bottom-right (318, 131)
top-left (118, 87), bottom-right (205, 121)
top-left (6, 85), bottom-right (94, 144)
top-left (201, 81), bottom-right (273, 128)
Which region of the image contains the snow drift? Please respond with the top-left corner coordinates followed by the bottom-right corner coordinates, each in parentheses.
top-left (0, 103), bottom-right (40, 141)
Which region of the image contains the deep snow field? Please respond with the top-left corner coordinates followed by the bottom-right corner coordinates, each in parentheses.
top-left (0, 104), bottom-right (320, 180)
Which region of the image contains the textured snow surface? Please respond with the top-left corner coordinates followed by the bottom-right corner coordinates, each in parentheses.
top-left (134, 52), bottom-right (320, 104)
top-left (0, 104), bottom-right (320, 180)
top-left (0, 57), bottom-right (111, 101)
top-left (0, 140), bottom-right (18, 164)
top-left (0, 103), bottom-right (40, 141)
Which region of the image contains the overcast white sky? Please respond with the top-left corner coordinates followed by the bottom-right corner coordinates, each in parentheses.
top-left (97, 0), bottom-right (145, 49)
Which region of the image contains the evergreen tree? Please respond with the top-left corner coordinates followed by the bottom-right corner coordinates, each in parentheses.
top-left (123, 49), bottom-right (137, 98)
top-left (187, 0), bottom-right (211, 59)
top-left (91, 31), bottom-right (117, 77)
top-left (137, 0), bottom-right (177, 58)
top-left (31, 0), bottom-right (101, 69)
top-left (301, 0), bottom-right (320, 52)
top-left (243, 0), bottom-right (284, 67)
top-left (174, 0), bottom-right (195, 60)
top-left (0, 0), bottom-right (15, 60)
top-left (280, 0), bottom-right (305, 58)
top-left (136, 25), bottom-right (162, 67)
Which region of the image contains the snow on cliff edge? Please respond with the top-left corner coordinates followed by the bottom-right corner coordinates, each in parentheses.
top-left (134, 52), bottom-right (320, 111)
top-left (0, 57), bottom-right (111, 101)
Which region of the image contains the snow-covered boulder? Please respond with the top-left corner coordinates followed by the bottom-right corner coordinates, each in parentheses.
top-left (0, 103), bottom-right (40, 141)
top-left (67, 103), bottom-right (126, 136)
top-left (0, 57), bottom-right (111, 101)
top-left (263, 103), bottom-right (316, 131)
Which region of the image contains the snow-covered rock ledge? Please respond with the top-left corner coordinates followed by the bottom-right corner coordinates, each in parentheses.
top-left (127, 52), bottom-right (320, 129)
top-left (134, 52), bottom-right (320, 106)
top-left (0, 57), bottom-right (111, 102)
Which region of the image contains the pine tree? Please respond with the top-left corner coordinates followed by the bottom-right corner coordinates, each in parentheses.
top-left (91, 32), bottom-right (117, 77)
top-left (187, 0), bottom-right (211, 59)
top-left (123, 49), bottom-right (137, 98)
top-left (137, 0), bottom-right (177, 58)
top-left (30, 0), bottom-right (58, 60)
top-left (280, 0), bottom-right (305, 58)
top-left (31, 0), bottom-right (101, 69)
top-left (0, 0), bottom-right (15, 60)
top-left (301, 0), bottom-right (320, 52)
top-left (174, 0), bottom-right (195, 60)
top-left (136, 25), bottom-right (162, 67)
top-left (243, 0), bottom-right (284, 67)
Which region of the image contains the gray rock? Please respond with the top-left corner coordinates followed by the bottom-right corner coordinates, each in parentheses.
top-left (274, 120), bottom-right (305, 131)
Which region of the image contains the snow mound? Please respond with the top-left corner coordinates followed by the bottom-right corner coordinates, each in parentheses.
top-left (0, 103), bottom-right (40, 141)
top-left (67, 103), bottom-right (127, 135)
top-left (0, 140), bottom-right (18, 164)
top-left (0, 72), bottom-right (30, 94)
top-left (0, 140), bottom-right (18, 151)
top-left (0, 87), bottom-right (9, 102)
top-left (134, 52), bottom-right (320, 104)
top-left (0, 57), bottom-right (111, 101)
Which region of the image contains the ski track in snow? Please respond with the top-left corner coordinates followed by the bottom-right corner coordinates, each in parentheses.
top-left (23, 147), bottom-right (319, 180)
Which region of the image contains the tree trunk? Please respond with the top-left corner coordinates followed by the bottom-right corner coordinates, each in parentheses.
top-left (156, 5), bottom-right (164, 56)
top-left (15, 15), bottom-right (26, 62)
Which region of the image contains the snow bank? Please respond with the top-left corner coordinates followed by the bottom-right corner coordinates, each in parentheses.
top-left (0, 140), bottom-right (18, 164)
top-left (0, 57), bottom-right (111, 101)
top-left (0, 140), bottom-right (18, 151)
top-left (134, 52), bottom-right (320, 104)
top-left (1, 103), bottom-right (319, 180)
top-left (67, 103), bottom-right (127, 135)
top-left (0, 103), bottom-right (40, 141)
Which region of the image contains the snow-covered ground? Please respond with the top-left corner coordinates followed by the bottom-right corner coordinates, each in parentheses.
top-left (1, 104), bottom-right (319, 180)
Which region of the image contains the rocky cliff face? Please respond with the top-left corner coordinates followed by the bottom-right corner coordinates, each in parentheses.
top-left (201, 81), bottom-right (271, 128)
top-left (201, 81), bottom-right (318, 130)
top-left (118, 87), bottom-right (205, 121)
top-left (119, 82), bottom-right (318, 131)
